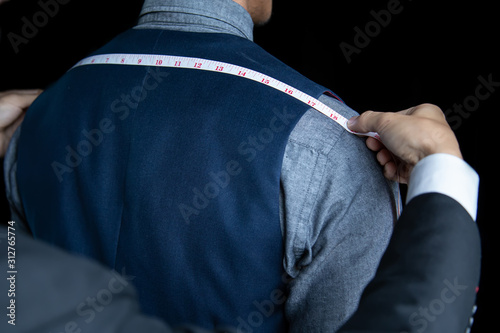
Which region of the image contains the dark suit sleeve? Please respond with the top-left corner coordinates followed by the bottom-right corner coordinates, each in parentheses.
top-left (0, 228), bottom-right (238, 333)
top-left (338, 193), bottom-right (481, 333)
top-left (0, 227), bottom-right (172, 333)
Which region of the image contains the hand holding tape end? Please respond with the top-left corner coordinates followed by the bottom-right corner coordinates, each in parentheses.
top-left (0, 89), bottom-right (43, 157)
top-left (345, 124), bottom-right (380, 141)
top-left (347, 104), bottom-right (462, 184)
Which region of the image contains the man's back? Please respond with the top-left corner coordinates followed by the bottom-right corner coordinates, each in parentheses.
top-left (6, 0), bottom-right (398, 331)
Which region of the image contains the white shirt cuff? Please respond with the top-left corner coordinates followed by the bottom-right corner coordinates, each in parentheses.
top-left (406, 153), bottom-right (479, 221)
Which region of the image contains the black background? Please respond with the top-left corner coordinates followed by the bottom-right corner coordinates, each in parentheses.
top-left (0, 0), bottom-right (497, 331)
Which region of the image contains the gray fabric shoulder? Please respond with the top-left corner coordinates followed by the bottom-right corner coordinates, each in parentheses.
top-left (286, 94), bottom-right (359, 155)
top-left (280, 94), bottom-right (397, 331)
top-left (280, 94), bottom-right (369, 277)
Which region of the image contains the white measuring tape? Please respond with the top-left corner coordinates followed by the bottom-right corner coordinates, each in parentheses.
top-left (72, 53), bottom-right (399, 215)
top-left (72, 53), bottom-right (379, 140)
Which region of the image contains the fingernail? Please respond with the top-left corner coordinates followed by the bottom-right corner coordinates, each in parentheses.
top-left (347, 116), bottom-right (358, 128)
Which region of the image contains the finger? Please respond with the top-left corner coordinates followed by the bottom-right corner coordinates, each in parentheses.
top-left (3, 112), bottom-right (25, 134)
top-left (383, 161), bottom-right (398, 181)
top-left (383, 161), bottom-right (409, 184)
top-left (376, 149), bottom-right (393, 166)
top-left (347, 111), bottom-right (385, 134)
top-left (365, 136), bottom-right (385, 152)
top-left (0, 89), bottom-right (42, 98)
top-left (0, 90), bottom-right (42, 110)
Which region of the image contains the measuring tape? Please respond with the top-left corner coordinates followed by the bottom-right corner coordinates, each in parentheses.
top-left (71, 53), bottom-right (399, 215)
top-left (71, 53), bottom-right (379, 140)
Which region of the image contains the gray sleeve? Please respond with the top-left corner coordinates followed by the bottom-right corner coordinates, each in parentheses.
top-left (3, 127), bottom-right (30, 234)
top-left (280, 94), bottom-right (399, 332)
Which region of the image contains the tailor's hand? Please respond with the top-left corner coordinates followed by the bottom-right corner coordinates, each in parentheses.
top-left (0, 89), bottom-right (42, 157)
top-left (347, 103), bottom-right (462, 184)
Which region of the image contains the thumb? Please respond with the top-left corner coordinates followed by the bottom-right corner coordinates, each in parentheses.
top-left (347, 111), bottom-right (383, 134)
